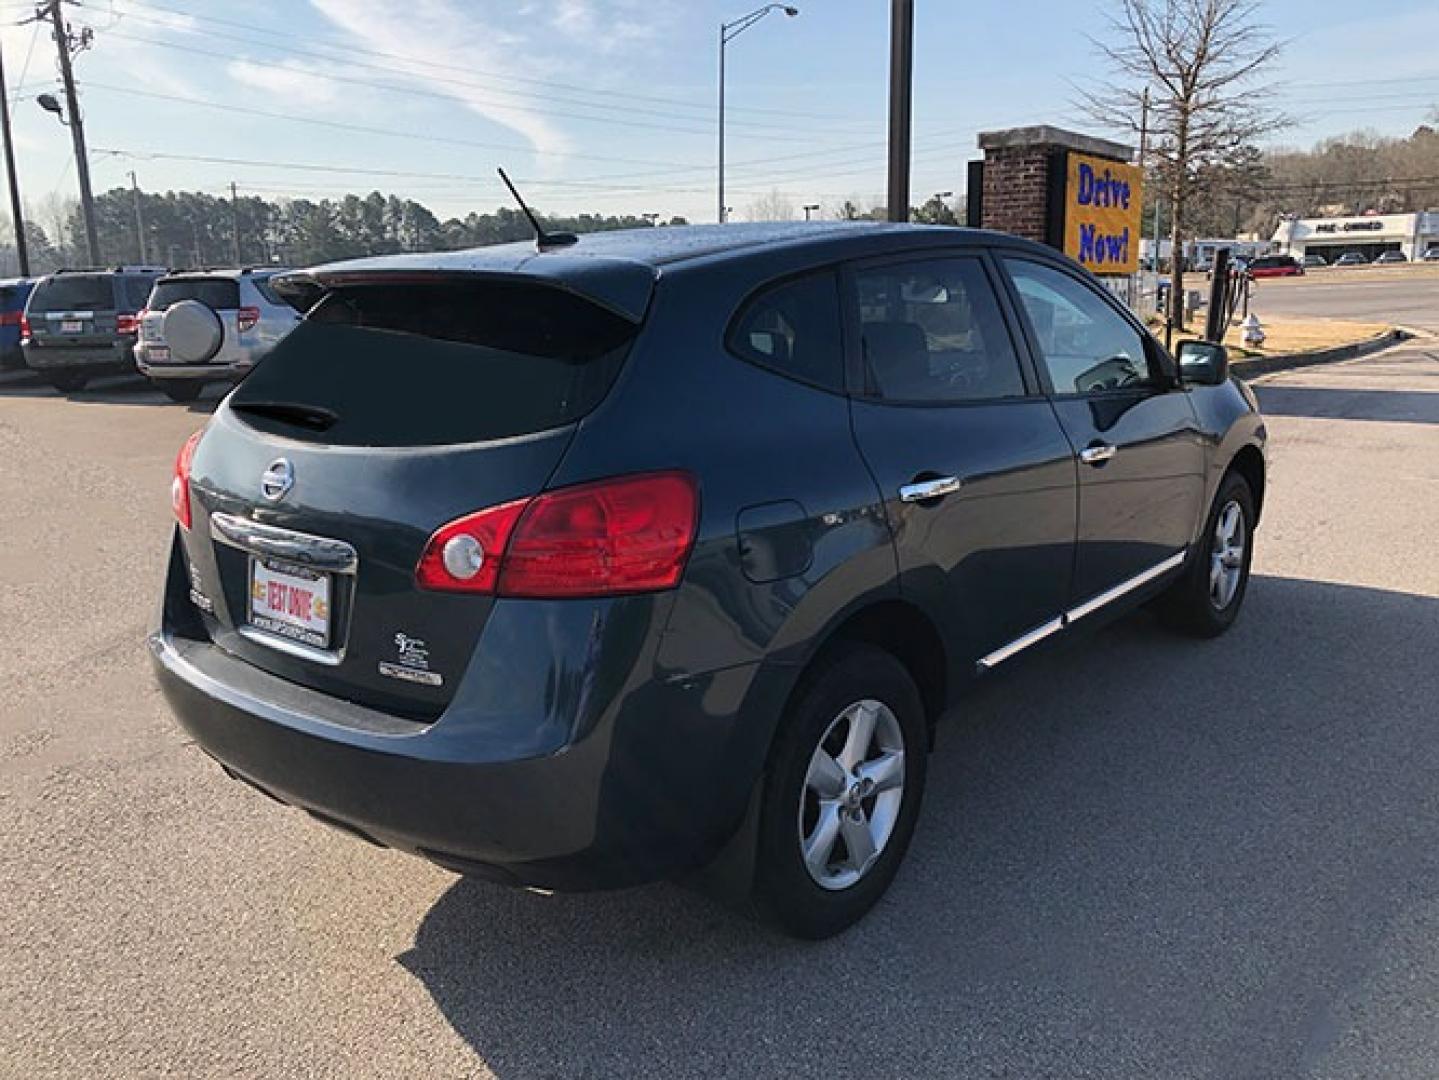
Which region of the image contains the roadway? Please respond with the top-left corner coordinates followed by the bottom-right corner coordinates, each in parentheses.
top-left (1248, 266), bottom-right (1439, 333)
top-left (2, 338), bottom-right (1438, 1077)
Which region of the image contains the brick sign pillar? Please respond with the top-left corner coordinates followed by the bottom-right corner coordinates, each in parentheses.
top-left (967, 125), bottom-right (1141, 278)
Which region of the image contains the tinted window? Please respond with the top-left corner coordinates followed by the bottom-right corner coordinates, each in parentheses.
top-left (122, 275), bottom-right (157, 310)
top-left (855, 257), bottom-right (1025, 403)
top-left (149, 278), bottom-right (241, 311)
top-left (230, 280), bottom-right (637, 447)
top-left (727, 271), bottom-right (843, 391)
top-left (1004, 259), bottom-right (1153, 394)
top-left (29, 275), bottom-right (112, 313)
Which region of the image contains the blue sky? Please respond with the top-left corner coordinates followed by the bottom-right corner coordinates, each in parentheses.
top-left (1, 0), bottom-right (1436, 226)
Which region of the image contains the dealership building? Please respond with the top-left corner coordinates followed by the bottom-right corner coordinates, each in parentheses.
top-left (1273, 211), bottom-right (1439, 262)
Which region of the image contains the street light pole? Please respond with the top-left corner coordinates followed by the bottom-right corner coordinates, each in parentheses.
top-left (803, 203), bottom-right (820, 221)
top-left (718, 5), bottom-right (799, 224)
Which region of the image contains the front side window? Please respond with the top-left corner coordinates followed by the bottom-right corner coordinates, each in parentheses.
top-left (853, 257), bottom-right (1025, 403)
top-left (727, 271), bottom-right (844, 391)
top-left (1004, 259), bottom-right (1153, 394)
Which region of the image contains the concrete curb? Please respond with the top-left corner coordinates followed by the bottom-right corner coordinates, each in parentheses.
top-left (1233, 328), bottom-right (1410, 379)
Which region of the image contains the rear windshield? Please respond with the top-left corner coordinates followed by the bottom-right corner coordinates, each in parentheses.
top-left (29, 275), bottom-right (112, 313)
top-left (149, 278), bottom-right (241, 312)
top-left (229, 279), bottom-right (638, 447)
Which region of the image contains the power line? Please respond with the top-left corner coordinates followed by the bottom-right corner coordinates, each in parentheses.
top-left (92, 27), bottom-right (876, 144)
top-left (95, 0), bottom-right (891, 126)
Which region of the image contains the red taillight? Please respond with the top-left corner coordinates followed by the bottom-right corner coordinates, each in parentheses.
top-left (19, 313), bottom-right (30, 339)
top-left (415, 471), bottom-right (699, 598)
top-left (237, 306), bottom-right (261, 332)
top-left (172, 431), bottom-right (202, 530)
top-left (117, 312), bottom-right (139, 334)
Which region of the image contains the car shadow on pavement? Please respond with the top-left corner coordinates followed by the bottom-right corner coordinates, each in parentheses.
top-left (398, 575), bottom-right (1439, 1079)
top-left (1255, 385), bottom-right (1439, 425)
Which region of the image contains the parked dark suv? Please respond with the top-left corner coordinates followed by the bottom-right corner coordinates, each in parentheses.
top-left (21, 266), bottom-right (165, 390)
top-left (151, 224), bottom-right (1266, 938)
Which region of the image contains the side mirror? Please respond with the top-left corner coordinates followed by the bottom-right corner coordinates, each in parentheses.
top-left (1177, 339), bottom-right (1229, 386)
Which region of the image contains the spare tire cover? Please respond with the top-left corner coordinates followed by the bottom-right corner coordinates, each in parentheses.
top-left (163, 300), bottom-right (224, 363)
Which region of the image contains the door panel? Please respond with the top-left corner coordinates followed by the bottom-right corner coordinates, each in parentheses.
top-left (851, 400), bottom-right (1077, 667)
top-left (1000, 257), bottom-right (1206, 605)
top-left (845, 253), bottom-right (1077, 672)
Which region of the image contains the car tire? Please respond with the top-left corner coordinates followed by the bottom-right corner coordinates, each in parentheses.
top-left (47, 371), bottom-right (88, 393)
top-left (159, 381), bottom-right (204, 403)
top-left (1159, 471), bottom-right (1256, 638)
top-left (753, 643), bottom-right (928, 939)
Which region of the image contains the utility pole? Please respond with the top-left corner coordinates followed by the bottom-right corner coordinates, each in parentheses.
top-left (128, 171), bottom-right (147, 264)
top-left (0, 41), bottom-right (29, 275)
top-left (886, 0), bottom-right (914, 222)
top-left (46, 0), bottom-right (99, 266)
top-left (230, 181), bottom-right (241, 266)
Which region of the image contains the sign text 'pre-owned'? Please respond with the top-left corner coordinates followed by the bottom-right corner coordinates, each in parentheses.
top-left (1062, 152), bottom-right (1144, 275)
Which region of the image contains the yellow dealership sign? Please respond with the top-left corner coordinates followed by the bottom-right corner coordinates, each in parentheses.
top-left (1063, 152), bottom-right (1143, 275)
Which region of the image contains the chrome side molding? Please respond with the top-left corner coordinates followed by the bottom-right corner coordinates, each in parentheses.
top-left (975, 550), bottom-right (1187, 674)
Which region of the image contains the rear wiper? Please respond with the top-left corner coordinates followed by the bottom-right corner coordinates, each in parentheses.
top-left (231, 400), bottom-right (338, 431)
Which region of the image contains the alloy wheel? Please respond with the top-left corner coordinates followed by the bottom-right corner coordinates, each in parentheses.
top-left (798, 699), bottom-right (906, 891)
top-left (1209, 499), bottom-right (1246, 610)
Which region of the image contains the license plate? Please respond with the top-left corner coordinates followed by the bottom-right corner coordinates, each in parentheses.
top-left (249, 558), bottom-right (331, 649)
top-left (148, 345), bottom-right (170, 361)
top-left (60, 320), bottom-right (84, 334)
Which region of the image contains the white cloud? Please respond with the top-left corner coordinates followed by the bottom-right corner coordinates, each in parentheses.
top-left (228, 59), bottom-right (342, 109)
top-left (308, 0), bottom-right (571, 161)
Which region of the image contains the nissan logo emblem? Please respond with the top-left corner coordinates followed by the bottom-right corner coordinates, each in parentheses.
top-left (260, 458), bottom-right (294, 502)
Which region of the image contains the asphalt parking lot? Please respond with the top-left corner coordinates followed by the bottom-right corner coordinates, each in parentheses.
top-left (1250, 265), bottom-right (1439, 333)
top-left (3, 337), bottom-right (1439, 1078)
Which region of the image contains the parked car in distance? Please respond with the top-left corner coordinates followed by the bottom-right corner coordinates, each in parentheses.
top-left (1245, 254), bottom-right (1303, 278)
top-left (21, 266), bottom-right (166, 391)
top-left (1373, 250), bottom-right (1408, 265)
top-left (152, 223), bottom-right (1268, 939)
top-left (0, 277), bottom-right (35, 369)
top-left (1423, 247), bottom-right (1439, 262)
top-left (137, 268), bottom-right (301, 402)
top-left (1302, 253), bottom-right (1327, 269)
top-left (1334, 252), bottom-right (1369, 267)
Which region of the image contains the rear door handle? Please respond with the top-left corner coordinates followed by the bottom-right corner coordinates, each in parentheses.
top-left (1079, 444), bottom-right (1116, 466)
top-left (899, 475), bottom-right (962, 503)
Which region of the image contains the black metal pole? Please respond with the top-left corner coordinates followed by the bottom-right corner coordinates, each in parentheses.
top-left (0, 41), bottom-right (29, 276)
top-left (886, 0), bottom-right (913, 223)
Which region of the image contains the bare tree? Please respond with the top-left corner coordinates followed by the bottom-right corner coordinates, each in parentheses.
top-left (744, 190), bottom-right (796, 222)
top-left (1079, 0), bottom-right (1286, 333)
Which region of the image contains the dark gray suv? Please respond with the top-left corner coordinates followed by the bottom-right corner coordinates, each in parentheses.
top-left (22, 267), bottom-right (165, 390)
top-left (151, 223), bottom-right (1266, 938)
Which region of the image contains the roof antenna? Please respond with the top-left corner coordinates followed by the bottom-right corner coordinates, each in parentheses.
top-left (497, 167), bottom-right (578, 251)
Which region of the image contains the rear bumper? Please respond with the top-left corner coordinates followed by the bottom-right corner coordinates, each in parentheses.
top-left (137, 344), bottom-right (258, 380)
top-left (150, 540), bottom-right (782, 890)
top-left (22, 341), bottom-right (133, 371)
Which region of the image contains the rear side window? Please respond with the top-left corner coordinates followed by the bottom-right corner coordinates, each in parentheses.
top-left (149, 278), bottom-right (241, 312)
top-left (854, 257), bottom-right (1026, 403)
top-left (230, 279), bottom-right (638, 447)
top-left (727, 271), bottom-right (844, 391)
top-left (29, 275), bottom-right (112, 313)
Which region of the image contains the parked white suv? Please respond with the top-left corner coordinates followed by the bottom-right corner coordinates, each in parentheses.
top-left (136, 269), bottom-right (300, 402)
